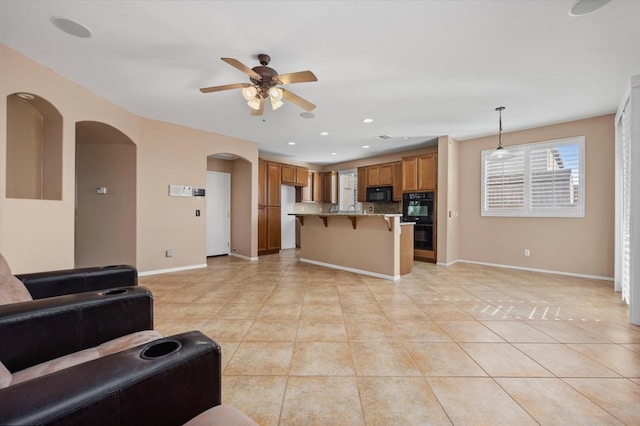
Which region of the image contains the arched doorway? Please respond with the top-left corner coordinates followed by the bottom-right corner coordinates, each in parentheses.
top-left (75, 121), bottom-right (136, 267)
top-left (207, 153), bottom-right (253, 259)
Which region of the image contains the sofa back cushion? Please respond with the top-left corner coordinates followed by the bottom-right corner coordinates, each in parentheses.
top-left (0, 254), bottom-right (33, 305)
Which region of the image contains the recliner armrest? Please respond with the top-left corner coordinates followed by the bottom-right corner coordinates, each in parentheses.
top-left (0, 287), bottom-right (153, 373)
top-left (0, 331), bottom-right (222, 426)
top-left (16, 265), bottom-right (138, 299)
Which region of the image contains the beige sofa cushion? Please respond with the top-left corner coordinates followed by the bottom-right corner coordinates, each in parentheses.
top-left (0, 253), bottom-right (33, 305)
top-left (9, 330), bottom-right (163, 388)
top-left (184, 405), bottom-right (259, 426)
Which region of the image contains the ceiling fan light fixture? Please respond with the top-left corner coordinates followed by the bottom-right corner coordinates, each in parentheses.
top-left (269, 87), bottom-right (283, 101)
top-left (247, 98), bottom-right (261, 110)
top-left (271, 99), bottom-right (284, 110)
top-left (242, 86), bottom-right (258, 101)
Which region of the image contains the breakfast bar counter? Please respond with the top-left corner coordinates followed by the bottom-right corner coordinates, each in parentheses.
top-left (290, 213), bottom-right (413, 280)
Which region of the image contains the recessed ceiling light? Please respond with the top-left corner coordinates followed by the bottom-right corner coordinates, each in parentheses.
top-left (50, 17), bottom-right (92, 38)
top-left (288, 141), bottom-right (296, 145)
top-left (16, 93), bottom-right (35, 100)
top-left (362, 145), bottom-right (370, 149)
top-left (320, 131), bottom-right (329, 136)
top-left (569, 0), bottom-right (611, 16)
top-left (331, 152), bottom-right (337, 156)
top-left (300, 112), bottom-right (315, 119)
top-left (363, 118), bottom-right (374, 124)
top-left (402, 137), bottom-right (411, 140)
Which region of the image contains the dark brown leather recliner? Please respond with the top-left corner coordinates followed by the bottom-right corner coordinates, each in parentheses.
top-left (0, 279), bottom-right (223, 424)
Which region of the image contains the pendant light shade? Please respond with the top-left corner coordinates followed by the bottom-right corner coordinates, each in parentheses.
top-left (488, 106), bottom-right (516, 161)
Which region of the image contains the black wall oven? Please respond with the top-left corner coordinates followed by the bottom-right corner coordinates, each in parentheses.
top-left (402, 192), bottom-right (435, 253)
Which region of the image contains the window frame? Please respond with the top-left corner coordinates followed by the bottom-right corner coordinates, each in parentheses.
top-left (337, 169), bottom-right (362, 213)
top-left (481, 136), bottom-right (585, 218)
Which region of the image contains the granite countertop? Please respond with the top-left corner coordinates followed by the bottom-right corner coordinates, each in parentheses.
top-left (289, 212), bottom-right (401, 217)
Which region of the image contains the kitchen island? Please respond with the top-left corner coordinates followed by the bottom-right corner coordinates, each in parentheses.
top-left (290, 213), bottom-right (413, 280)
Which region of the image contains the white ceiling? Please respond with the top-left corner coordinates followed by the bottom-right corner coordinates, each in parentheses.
top-left (1, 0), bottom-right (639, 166)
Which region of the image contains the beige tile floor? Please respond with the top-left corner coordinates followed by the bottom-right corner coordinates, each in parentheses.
top-left (142, 249), bottom-right (640, 425)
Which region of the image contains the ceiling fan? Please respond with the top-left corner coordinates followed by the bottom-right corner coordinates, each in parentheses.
top-left (200, 54), bottom-right (318, 116)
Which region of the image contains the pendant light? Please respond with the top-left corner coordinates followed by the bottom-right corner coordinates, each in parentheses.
top-left (488, 106), bottom-right (516, 161)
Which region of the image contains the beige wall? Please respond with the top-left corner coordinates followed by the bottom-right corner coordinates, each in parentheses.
top-left (230, 159), bottom-right (253, 257)
top-left (458, 114), bottom-right (615, 278)
top-left (207, 157), bottom-right (233, 173)
top-left (75, 142), bottom-right (136, 267)
top-left (0, 44), bottom-right (259, 274)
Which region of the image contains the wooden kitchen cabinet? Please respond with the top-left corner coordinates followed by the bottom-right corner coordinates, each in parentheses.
top-left (267, 162), bottom-right (281, 206)
top-left (295, 167), bottom-right (308, 186)
top-left (402, 156), bottom-right (418, 191)
top-left (392, 162), bottom-right (403, 201)
top-left (357, 168), bottom-right (366, 202)
top-left (266, 206), bottom-right (281, 252)
top-left (379, 163), bottom-right (393, 186)
top-left (417, 153), bottom-right (437, 191)
top-left (282, 164), bottom-right (308, 187)
top-left (258, 159), bottom-right (267, 206)
top-left (259, 160), bottom-right (282, 255)
top-left (402, 153), bottom-right (437, 192)
top-left (257, 206), bottom-right (267, 252)
top-left (321, 171), bottom-right (338, 203)
top-left (366, 166), bottom-right (380, 187)
top-left (313, 172), bottom-right (323, 202)
top-left (281, 164), bottom-right (295, 185)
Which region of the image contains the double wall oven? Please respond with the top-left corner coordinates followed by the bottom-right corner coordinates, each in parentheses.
top-left (402, 192), bottom-right (435, 261)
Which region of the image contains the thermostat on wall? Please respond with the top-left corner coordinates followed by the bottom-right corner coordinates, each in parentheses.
top-left (193, 188), bottom-right (205, 197)
top-left (168, 185), bottom-right (193, 197)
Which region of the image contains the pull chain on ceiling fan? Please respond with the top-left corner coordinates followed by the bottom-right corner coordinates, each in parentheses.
top-left (200, 54), bottom-right (318, 116)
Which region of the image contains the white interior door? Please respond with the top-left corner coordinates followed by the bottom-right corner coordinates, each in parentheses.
top-left (281, 185), bottom-right (296, 249)
top-left (206, 172), bottom-right (230, 256)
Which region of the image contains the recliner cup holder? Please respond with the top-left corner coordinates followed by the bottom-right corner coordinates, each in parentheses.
top-left (140, 339), bottom-right (182, 360)
top-left (102, 288), bottom-right (128, 296)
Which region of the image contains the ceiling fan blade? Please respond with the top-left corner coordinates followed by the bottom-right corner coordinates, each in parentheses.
top-left (199, 83), bottom-right (246, 93)
top-left (281, 89), bottom-right (316, 111)
top-left (276, 70), bottom-right (318, 85)
top-left (221, 57), bottom-right (261, 80)
top-left (251, 98), bottom-right (265, 116)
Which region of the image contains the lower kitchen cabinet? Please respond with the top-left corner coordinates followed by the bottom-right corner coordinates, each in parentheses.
top-left (258, 206), bottom-right (281, 256)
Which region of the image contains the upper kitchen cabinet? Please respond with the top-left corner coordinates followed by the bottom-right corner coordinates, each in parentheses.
top-left (357, 168), bottom-right (366, 202)
top-left (392, 162), bottom-right (403, 201)
top-left (295, 167), bottom-right (308, 186)
top-left (267, 161), bottom-right (281, 206)
top-left (281, 164), bottom-right (296, 185)
top-left (402, 153), bottom-right (437, 192)
top-left (379, 163), bottom-right (393, 186)
top-left (321, 171), bottom-right (337, 204)
top-left (366, 166), bottom-right (380, 187)
top-left (282, 164), bottom-right (309, 187)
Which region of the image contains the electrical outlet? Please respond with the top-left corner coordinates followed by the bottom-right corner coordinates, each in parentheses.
top-left (524, 249), bottom-right (530, 257)
top-left (166, 249), bottom-right (173, 258)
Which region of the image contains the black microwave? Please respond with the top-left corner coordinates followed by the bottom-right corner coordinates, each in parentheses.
top-left (366, 186), bottom-right (393, 202)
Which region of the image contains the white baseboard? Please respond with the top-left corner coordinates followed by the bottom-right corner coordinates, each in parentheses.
top-left (456, 259), bottom-right (614, 282)
top-left (230, 252), bottom-right (258, 261)
top-left (300, 258), bottom-right (400, 281)
top-left (436, 259), bottom-right (460, 267)
top-left (139, 263), bottom-right (207, 277)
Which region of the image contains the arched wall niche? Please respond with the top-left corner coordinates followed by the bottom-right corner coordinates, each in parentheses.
top-left (5, 92), bottom-right (63, 200)
top-left (75, 121), bottom-right (137, 267)
top-left (207, 152), bottom-right (253, 258)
